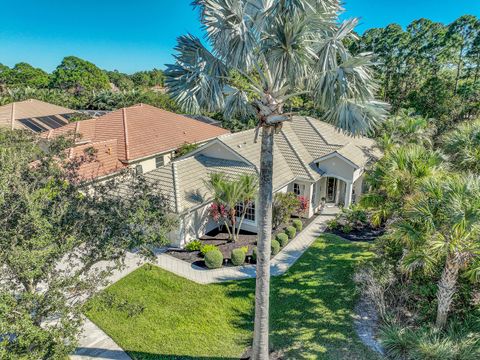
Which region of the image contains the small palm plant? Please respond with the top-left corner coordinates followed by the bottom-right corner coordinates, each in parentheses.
top-left (165, 1), bottom-right (387, 356)
top-left (442, 119), bottom-right (480, 174)
top-left (361, 145), bottom-right (443, 226)
top-left (207, 173), bottom-right (258, 242)
top-left (392, 174), bottom-right (480, 328)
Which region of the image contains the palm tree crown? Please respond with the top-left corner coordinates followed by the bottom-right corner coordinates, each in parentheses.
top-left (165, 0), bottom-right (388, 133)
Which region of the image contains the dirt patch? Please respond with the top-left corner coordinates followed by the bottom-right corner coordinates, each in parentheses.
top-left (353, 296), bottom-right (384, 355)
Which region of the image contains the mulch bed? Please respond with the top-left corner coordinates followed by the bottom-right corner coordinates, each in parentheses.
top-left (166, 215), bottom-right (315, 269)
top-left (326, 225), bottom-right (385, 242)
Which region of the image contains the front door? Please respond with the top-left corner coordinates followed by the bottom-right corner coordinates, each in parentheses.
top-left (326, 177), bottom-right (337, 203)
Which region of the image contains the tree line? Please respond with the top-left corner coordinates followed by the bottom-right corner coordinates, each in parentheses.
top-left (351, 15), bottom-right (480, 132)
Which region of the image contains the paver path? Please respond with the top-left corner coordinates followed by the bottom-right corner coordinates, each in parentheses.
top-left (72, 210), bottom-right (337, 359)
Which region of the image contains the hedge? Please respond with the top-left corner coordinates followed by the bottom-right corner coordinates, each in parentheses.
top-left (204, 249), bottom-right (223, 269)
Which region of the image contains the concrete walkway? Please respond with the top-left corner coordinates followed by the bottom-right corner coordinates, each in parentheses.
top-left (72, 210), bottom-right (337, 359)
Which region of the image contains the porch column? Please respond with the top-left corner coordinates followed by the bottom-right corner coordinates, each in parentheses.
top-left (345, 181), bottom-right (353, 207)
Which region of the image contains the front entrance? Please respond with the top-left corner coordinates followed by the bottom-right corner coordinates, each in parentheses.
top-left (326, 177), bottom-right (337, 203)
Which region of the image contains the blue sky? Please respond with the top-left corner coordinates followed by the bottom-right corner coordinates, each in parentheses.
top-left (0, 0), bottom-right (478, 74)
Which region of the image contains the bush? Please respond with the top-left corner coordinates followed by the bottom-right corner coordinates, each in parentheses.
top-left (252, 247), bottom-right (257, 262)
top-left (271, 239), bottom-right (280, 255)
top-left (185, 240), bottom-right (202, 251)
top-left (285, 226), bottom-right (296, 239)
top-left (342, 224), bottom-right (353, 234)
top-left (204, 249), bottom-right (223, 269)
top-left (240, 246), bottom-right (249, 254)
top-left (231, 248), bottom-right (246, 266)
top-left (292, 219), bottom-right (303, 231)
top-left (326, 219), bottom-right (339, 230)
top-left (200, 244), bottom-right (217, 256)
top-left (276, 233), bottom-right (289, 247)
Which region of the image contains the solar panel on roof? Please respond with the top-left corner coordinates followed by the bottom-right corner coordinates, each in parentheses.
top-left (36, 115), bottom-right (66, 129)
top-left (18, 118), bottom-right (47, 133)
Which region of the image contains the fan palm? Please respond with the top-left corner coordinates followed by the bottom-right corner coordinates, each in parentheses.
top-left (392, 174), bottom-right (480, 328)
top-left (165, 1), bottom-right (388, 357)
top-left (442, 119), bottom-right (480, 174)
top-left (361, 145), bottom-right (443, 226)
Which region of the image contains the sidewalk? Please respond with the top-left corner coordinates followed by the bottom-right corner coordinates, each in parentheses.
top-left (72, 210), bottom-right (337, 359)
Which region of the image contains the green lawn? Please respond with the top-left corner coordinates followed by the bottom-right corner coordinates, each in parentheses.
top-left (85, 234), bottom-right (379, 359)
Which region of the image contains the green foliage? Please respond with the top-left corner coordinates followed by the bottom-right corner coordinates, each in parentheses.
top-left (0, 128), bottom-right (176, 359)
top-left (105, 70), bottom-right (135, 90)
top-left (230, 248), bottom-right (246, 266)
top-left (185, 240), bottom-right (202, 252)
top-left (252, 247), bottom-right (257, 262)
top-left (285, 226), bottom-right (296, 239)
top-left (326, 219), bottom-right (339, 230)
top-left (175, 142), bottom-right (199, 158)
top-left (0, 62), bottom-right (50, 88)
top-left (272, 192), bottom-right (301, 229)
top-left (276, 233), bottom-right (289, 247)
top-left (50, 56), bottom-right (110, 92)
top-left (442, 118), bottom-right (480, 173)
top-left (200, 244), bottom-right (217, 256)
top-left (292, 219), bottom-right (303, 232)
top-left (131, 69), bottom-right (165, 88)
top-left (380, 322), bottom-right (480, 360)
top-left (271, 239), bottom-right (280, 256)
top-left (206, 173), bottom-right (258, 242)
top-left (204, 249), bottom-right (224, 269)
top-left (240, 246), bottom-right (248, 254)
top-left (342, 224), bottom-right (353, 234)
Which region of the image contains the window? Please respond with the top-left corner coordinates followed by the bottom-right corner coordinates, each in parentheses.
top-left (235, 202), bottom-right (255, 221)
top-left (155, 156), bottom-right (164, 168)
top-left (293, 183), bottom-right (304, 196)
top-left (135, 164), bottom-right (143, 175)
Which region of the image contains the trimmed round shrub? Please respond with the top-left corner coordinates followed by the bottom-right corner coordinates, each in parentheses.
top-left (285, 226), bottom-right (296, 239)
top-left (271, 239), bottom-right (280, 255)
top-left (200, 244), bottom-right (217, 256)
top-left (292, 219), bottom-right (303, 232)
top-left (231, 248), bottom-right (246, 266)
top-left (204, 249), bottom-right (223, 269)
top-left (252, 247), bottom-right (257, 263)
top-left (276, 233), bottom-right (289, 247)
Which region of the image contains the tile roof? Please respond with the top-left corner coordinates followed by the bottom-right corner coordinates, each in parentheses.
top-left (69, 139), bottom-right (126, 181)
top-left (147, 115), bottom-right (380, 214)
top-left (0, 99), bottom-right (75, 132)
top-left (45, 104), bottom-right (229, 162)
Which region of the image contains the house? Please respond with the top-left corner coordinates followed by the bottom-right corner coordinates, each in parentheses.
top-left (0, 99), bottom-right (76, 132)
top-left (44, 103), bottom-right (230, 179)
top-left (146, 115), bottom-right (381, 247)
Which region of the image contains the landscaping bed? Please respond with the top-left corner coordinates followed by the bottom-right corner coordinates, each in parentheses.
top-left (327, 225), bottom-right (385, 242)
top-left (166, 215), bottom-right (314, 269)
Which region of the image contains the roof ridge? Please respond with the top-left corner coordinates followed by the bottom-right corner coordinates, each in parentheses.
top-left (279, 129), bottom-right (315, 180)
top-left (122, 108), bottom-right (130, 161)
top-left (304, 116), bottom-right (339, 146)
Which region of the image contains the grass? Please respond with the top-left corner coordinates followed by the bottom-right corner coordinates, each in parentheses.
top-left (85, 234), bottom-right (380, 359)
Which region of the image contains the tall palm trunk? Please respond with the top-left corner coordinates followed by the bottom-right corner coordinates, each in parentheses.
top-left (252, 125), bottom-right (274, 359)
top-left (436, 253), bottom-right (461, 328)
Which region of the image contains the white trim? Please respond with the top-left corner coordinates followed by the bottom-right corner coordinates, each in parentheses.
top-left (314, 152), bottom-right (360, 170)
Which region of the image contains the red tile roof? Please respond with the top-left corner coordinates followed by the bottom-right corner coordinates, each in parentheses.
top-left (46, 104), bottom-right (229, 162)
top-left (69, 139), bottom-right (126, 180)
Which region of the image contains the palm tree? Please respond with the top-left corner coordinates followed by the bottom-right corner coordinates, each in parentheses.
top-left (207, 173), bottom-right (258, 241)
top-left (392, 174), bottom-right (480, 328)
top-left (165, 1), bottom-right (387, 357)
top-left (442, 119), bottom-right (480, 174)
top-left (361, 145), bottom-right (443, 226)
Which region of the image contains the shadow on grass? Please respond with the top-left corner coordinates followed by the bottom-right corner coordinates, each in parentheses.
top-left (222, 235), bottom-right (375, 359)
top-left (86, 234), bottom-right (375, 360)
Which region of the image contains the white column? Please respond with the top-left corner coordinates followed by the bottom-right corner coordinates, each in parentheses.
top-left (345, 181), bottom-right (353, 208)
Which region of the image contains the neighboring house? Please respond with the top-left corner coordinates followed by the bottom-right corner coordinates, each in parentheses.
top-left (146, 115), bottom-right (381, 247)
top-left (45, 103), bottom-right (230, 180)
top-left (0, 99), bottom-right (76, 132)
